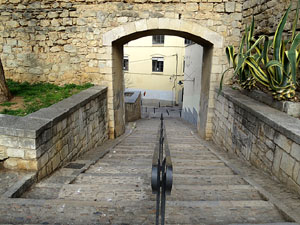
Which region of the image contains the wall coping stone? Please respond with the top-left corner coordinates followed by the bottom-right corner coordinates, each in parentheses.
top-left (218, 87), bottom-right (300, 146)
top-left (124, 91), bottom-right (141, 104)
top-left (0, 86), bottom-right (107, 139)
top-left (241, 89), bottom-right (300, 117)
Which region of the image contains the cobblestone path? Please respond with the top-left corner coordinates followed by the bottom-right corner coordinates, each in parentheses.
top-left (0, 118), bottom-right (299, 224)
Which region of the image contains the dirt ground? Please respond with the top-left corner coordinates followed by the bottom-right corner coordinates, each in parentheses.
top-left (0, 97), bottom-right (25, 112)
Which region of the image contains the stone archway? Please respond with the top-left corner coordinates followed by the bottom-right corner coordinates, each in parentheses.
top-left (102, 18), bottom-right (224, 139)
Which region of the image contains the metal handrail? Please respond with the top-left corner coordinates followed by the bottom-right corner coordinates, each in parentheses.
top-left (151, 114), bottom-right (173, 225)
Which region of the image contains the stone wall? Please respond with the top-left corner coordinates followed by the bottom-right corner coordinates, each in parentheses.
top-left (125, 91), bottom-right (141, 122)
top-left (0, 0), bottom-right (242, 84)
top-left (242, 0), bottom-right (299, 36)
top-left (0, 86), bottom-right (108, 180)
top-left (0, 0), bottom-right (243, 138)
top-left (213, 87), bottom-right (300, 194)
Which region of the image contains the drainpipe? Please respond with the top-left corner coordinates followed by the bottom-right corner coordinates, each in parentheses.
top-left (172, 54), bottom-right (178, 106)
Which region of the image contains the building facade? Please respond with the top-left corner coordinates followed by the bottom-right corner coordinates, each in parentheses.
top-left (124, 35), bottom-right (186, 106)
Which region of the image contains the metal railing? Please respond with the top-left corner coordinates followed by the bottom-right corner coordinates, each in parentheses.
top-left (151, 114), bottom-right (173, 225)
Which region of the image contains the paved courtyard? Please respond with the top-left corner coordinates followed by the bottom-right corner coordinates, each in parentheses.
top-left (0, 117), bottom-right (300, 224)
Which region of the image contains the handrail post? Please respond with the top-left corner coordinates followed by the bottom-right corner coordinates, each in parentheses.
top-left (156, 157), bottom-right (161, 225)
top-left (151, 113), bottom-right (173, 225)
top-left (161, 158), bottom-right (166, 225)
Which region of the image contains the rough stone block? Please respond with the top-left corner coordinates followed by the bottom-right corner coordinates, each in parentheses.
top-left (6, 148), bottom-right (25, 158)
top-left (259, 123), bottom-right (275, 140)
top-left (214, 3), bottom-right (224, 12)
top-left (186, 2), bottom-right (198, 11)
top-left (293, 162), bottom-right (300, 181)
top-left (82, 9), bottom-right (96, 17)
top-left (291, 143), bottom-right (300, 161)
top-left (6, 20), bottom-right (19, 28)
top-left (48, 12), bottom-right (59, 18)
top-left (3, 45), bottom-right (11, 53)
top-left (64, 44), bottom-right (77, 53)
top-left (297, 168), bottom-right (300, 186)
top-left (123, 22), bottom-right (136, 35)
top-left (25, 149), bottom-right (37, 159)
top-left (265, 138), bottom-right (275, 150)
top-left (266, 150), bottom-right (274, 161)
top-left (280, 152), bottom-right (295, 177)
top-left (135, 19), bottom-right (147, 31)
top-left (273, 146), bottom-right (283, 173)
top-left (62, 18), bottom-right (72, 26)
top-left (38, 152), bottom-right (49, 169)
top-left (200, 3), bottom-right (213, 11)
top-left (52, 153), bottom-right (61, 170)
top-left (50, 46), bottom-right (60, 52)
top-left (51, 19), bottom-right (60, 26)
top-left (225, 2), bottom-right (235, 12)
top-left (274, 132), bottom-right (292, 153)
top-left (0, 145), bottom-right (7, 160)
top-left (20, 159), bottom-right (38, 170)
top-left (4, 158), bottom-right (37, 170)
top-left (3, 158), bottom-right (18, 169)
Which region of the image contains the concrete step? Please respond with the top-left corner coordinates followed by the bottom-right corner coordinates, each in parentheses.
top-left (86, 166), bottom-right (149, 174)
top-left (174, 166), bottom-right (235, 175)
top-left (24, 182), bottom-right (263, 202)
top-left (228, 223), bottom-right (299, 225)
top-left (74, 173), bottom-right (246, 186)
top-left (105, 151), bottom-right (220, 160)
top-left (75, 171), bottom-right (243, 184)
top-left (0, 198), bottom-right (155, 225)
top-left (110, 148), bottom-right (216, 157)
top-left (164, 200), bottom-right (286, 224)
top-left (173, 174), bottom-right (248, 185)
top-left (1, 198), bottom-right (286, 225)
top-left (74, 173), bottom-right (149, 185)
top-left (153, 185), bottom-right (263, 201)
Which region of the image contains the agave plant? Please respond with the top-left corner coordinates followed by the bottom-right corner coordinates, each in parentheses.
top-left (220, 18), bottom-right (264, 91)
top-left (251, 1), bottom-right (300, 100)
top-left (220, 0), bottom-right (300, 101)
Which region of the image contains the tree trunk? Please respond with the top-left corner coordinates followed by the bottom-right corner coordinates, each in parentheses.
top-left (0, 57), bottom-right (12, 103)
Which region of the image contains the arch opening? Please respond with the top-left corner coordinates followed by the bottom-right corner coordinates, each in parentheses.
top-left (103, 19), bottom-right (224, 139)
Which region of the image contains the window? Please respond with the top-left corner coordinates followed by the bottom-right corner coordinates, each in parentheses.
top-left (152, 57), bottom-right (164, 72)
top-left (184, 38), bottom-right (194, 45)
top-left (152, 35), bottom-right (165, 44)
top-left (123, 56), bottom-right (128, 71)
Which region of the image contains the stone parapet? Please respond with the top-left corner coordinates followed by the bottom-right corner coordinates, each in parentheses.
top-left (124, 91), bottom-right (141, 122)
top-left (213, 87), bottom-right (300, 195)
top-left (0, 86), bottom-right (108, 180)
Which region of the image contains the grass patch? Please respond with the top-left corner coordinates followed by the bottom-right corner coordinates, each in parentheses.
top-left (0, 80), bottom-right (94, 116)
top-left (0, 102), bottom-right (16, 107)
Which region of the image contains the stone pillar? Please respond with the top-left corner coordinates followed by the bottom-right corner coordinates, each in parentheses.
top-left (198, 46), bottom-right (213, 139)
top-left (112, 43), bottom-right (125, 137)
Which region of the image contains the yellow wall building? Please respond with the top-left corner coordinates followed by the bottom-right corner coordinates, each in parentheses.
top-left (124, 35), bottom-right (187, 106)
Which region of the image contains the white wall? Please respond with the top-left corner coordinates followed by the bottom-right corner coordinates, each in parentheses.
top-left (182, 44), bottom-right (203, 126)
top-left (124, 35), bottom-right (185, 105)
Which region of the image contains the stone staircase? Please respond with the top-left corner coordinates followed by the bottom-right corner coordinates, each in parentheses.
top-left (1, 118), bottom-right (298, 224)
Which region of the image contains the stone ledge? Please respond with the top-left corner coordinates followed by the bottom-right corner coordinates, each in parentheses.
top-left (0, 115), bottom-right (50, 139)
top-left (242, 89), bottom-right (300, 118)
top-left (218, 87), bottom-right (300, 146)
top-left (124, 91), bottom-right (141, 104)
top-left (0, 86), bottom-right (107, 138)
